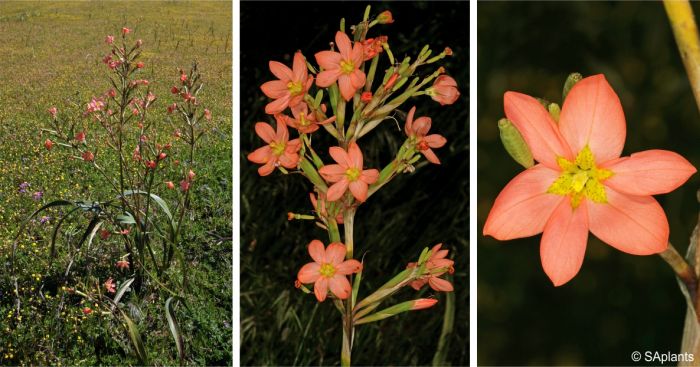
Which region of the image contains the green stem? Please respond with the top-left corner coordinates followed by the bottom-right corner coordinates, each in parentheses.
top-left (432, 278), bottom-right (455, 366)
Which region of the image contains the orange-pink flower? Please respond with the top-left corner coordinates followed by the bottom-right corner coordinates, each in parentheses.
top-left (297, 240), bottom-right (362, 302)
top-left (104, 277), bottom-right (116, 293)
top-left (260, 51), bottom-right (313, 114)
top-left (483, 74), bottom-right (697, 286)
top-left (405, 106), bottom-right (447, 164)
top-left (407, 243), bottom-right (455, 292)
top-left (247, 116), bottom-right (302, 176)
top-left (315, 31), bottom-right (366, 101)
top-left (319, 142), bottom-right (379, 202)
top-left (428, 75), bottom-right (460, 106)
top-left (283, 103), bottom-right (336, 134)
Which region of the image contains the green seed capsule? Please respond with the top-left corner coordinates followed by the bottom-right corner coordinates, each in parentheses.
top-left (563, 72), bottom-right (583, 102)
top-left (498, 118), bottom-right (534, 168)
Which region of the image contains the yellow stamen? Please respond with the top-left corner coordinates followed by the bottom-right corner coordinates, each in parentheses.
top-left (345, 167), bottom-right (361, 182)
top-left (340, 60), bottom-right (355, 74)
top-left (547, 145), bottom-right (613, 208)
top-left (269, 141), bottom-right (286, 156)
top-left (287, 81), bottom-right (303, 95)
top-left (319, 263), bottom-right (336, 278)
top-left (299, 112), bottom-right (310, 126)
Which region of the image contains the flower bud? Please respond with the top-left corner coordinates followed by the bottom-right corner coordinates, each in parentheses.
top-left (122, 27), bottom-right (130, 36)
top-left (498, 118), bottom-right (534, 168)
top-left (44, 139), bottom-right (53, 150)
top-left (166, 181), bottom-right (175, 190)
top-left (411, 298), bottom-right (438, 310)
top-left (361, 91), bottom-right (373, 103)
top-left (563, 72), bottom-right (583, 102)
top-left (377, 10), bottom-right (394, 24)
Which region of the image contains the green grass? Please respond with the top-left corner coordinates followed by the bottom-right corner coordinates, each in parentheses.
top-left (0, 2), bottom-right (231, 365)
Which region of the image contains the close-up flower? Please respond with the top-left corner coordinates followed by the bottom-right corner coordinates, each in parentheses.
top-left (315, 31), bottom-right (366, 101)
top-left (318, 142), bottom-right (379, 202)
top-left (297, 240), bottom-right (362, 302)
top-left (405, 106), bottom-right (447, 165)
top-left (428, 75), bottom-right (460, 106)
top-left (282, 102), bottom-right (336, 134)
top-left (247, 116), bottom-right (302, 176)
top-left (483, 74), bottom-right (697, 286)
top-left (260, 51), bottom-right (313, 114)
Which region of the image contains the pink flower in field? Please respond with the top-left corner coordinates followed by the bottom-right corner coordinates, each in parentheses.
top-left (428, 75), bottom-right (460, 106)
top-left (247, 116), bottom-right (302, 176)
top-left (75, 131), bottom-right (86, 143)
top-left (180, 73), bottom-right (187, 83)
top-left (411, 298), bottom-right (439, 310)
top-left (171, 86), bottom-right (180, 94)
top-left (180, 180), bottom-right (190, 192)
top-left (44, 139), bottom-right (53, 151)
top-left (48, 107), bottom-right (57, 118)
top-left (158, 152), bottom-right (167, 161)
top-left (407, 243), bottom-right (455, 292)
top-left (260, 51), bottom-right (313, 114)
top-left (166, 181), bottom-right (175, 190)
top-left (116, 260), bottom-right (130, 270)
top-left (146, 160), bottom-right (156, 169)
top-left (100, 229), bottom-right (110, 240)
top-left (483, 74), bottom-right (698, 286)
top-left (405, 106), bottom-right (447, 164)
top-left (104, 278), bottom-right (116, 293)
top-left (377, 10), bottom-right (394, 24)
top-left (167, 103), bottom-right (177, 114)
top-left (136, 61), bottom-right (144, 69)
top-left (122, 27), bottom-right (130, 36)
top-left (120, 229), bottom-right (130, 235)
top-left (315, 32), bottom-right (365, 101)
top-left (107, 60), bottom-right (121, 69)
top-left (283, 103), bottom-right (336, 134)
top-left (108, 89), bottom-right (116, 98)
top-left (319, 142), bottom-right (379, 202)
top-left (105, 35), bottom-right (114, 45)
top-left (297, 240), bottom-right (362, 302)
top-left (204, 109), bottom-right (212, 121)
top-left (82, 151), bottom-right (94, 162)
top-left (86, 97), bottom-right (104, 113)
top-left (82, 307), bottom-right (92, 315)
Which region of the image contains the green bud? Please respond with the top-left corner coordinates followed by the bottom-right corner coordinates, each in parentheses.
top-left (563, 72), bottom-right (583, 102)
top-left (498, 118), bottom-right (534, 168)
top-left (355, 300), bottom-right (417, 325)
top-left (548, 103), bottom-right (561, 123)
top-left (313, 90), bottom-right (323, 109)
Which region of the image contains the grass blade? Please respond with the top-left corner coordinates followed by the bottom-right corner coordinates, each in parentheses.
top-left (165, 297), bottom-right (185, 364)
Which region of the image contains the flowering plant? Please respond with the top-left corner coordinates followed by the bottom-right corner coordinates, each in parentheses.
top-left (11, 27), bottom-right (210, 364)
top-left (247, 5), bottom-right (460, 365)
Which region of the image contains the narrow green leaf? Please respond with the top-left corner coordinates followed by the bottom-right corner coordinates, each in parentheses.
top-left (114, 278), bottom-right (135, 306)
top-left (165, 297), bottom-right (186, 364)
top-left (122, 311), bottom-right (148, 365)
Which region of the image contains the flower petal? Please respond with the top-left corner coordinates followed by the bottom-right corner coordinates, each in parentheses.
top-left (540, 198), bottom-right (589, 287)
top-left (412, 117), bottom-right (432, 136)
top-left (360, 169), bottom-right (379, 184)
top-left (260, 80), bottom-right (289, 99)
top-left (292, 51), bottom-right (307, 82)
top-left (428, 276), bottom-right (454, 292)
top-left (269, 61), bottom-right (293, 81)
top-left (559, 74), bottom-right (626, 163)
top-left (314, 277), bottom-right (329, 302)
top-left (326, 179), bottom-right (349, 201)
top-left (315, 51), bottom-right (342, 71)
top-left (298, 262), bottom-right (321, 284)
top-left (348, 142), bottom-right (363, 168)
top-left (421, 148), bottom-right (441, 164)
top-left (351, 43), bottom-right (364, 67)
top-left (316, 69), bottom-right (341, 87)
top-left (308, 239), bottom-right (325, 263)
top-left (349, 180), bottom-right (369, 202)
top-left (254, 122), bottom-right (276, 143)
top-left (329, 274), bottom-right (351, 299)
top-left (504, 91), bottom-right (572, 169)
top-left (588, 188), bottom-right (669, 255)
top-left (602, 149), bottom-right (696, 196)
top-left (247, 146), bottom-right (272, 164)
top-left (405, 106), bottom-right (416, 135)
top-left (335, 31), bottom-right (352, 60)
top-left (325, 242), bottom-right (347, 264)
top-left (336, 259), bottom-right (362, 275)
top-left (319, 164), bottom-right (346, 182)
top-left (424, 134), bottom-right (447, 148)
top-left (264, 95), bottom-right (290, 115)
top-left (258, 160), bottom-right (276, 176)
top-left (483, 164), bottom-right (564, 240)
top-left (338, 74), bottom-right (355, 101)
top-left (329, 146), bottom-right (352, 168)
top-left (350, 69), bottom-right (366, 89)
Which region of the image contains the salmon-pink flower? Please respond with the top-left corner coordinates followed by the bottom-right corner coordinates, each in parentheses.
top-left (405, 106), bottom-right (447, 164)
top-left (100, 229), bottom-right (110, 240)
top-left (297, 240), bottom-right (362, 302)
top-left (407, 243), bottom-right (455, 292)
top-left (167, 103), bottom-right (177, 114)
top-left (483, 74), bottom-right (697, 286)
top-left (166, 181), bottom-right (175, 190)
top-left (146, 160), bottom-right (156, 169)
top-left (361, 36), bottom-right (388, 61)
top-left (319, 142), bottom-right (379, 202)
top-left (247, 116), bottom-right (302, 176)
top-left (428, 75), bottom-right (460, 106)
top-left (411, 298), bottom-right (439, 310)
top-left (204, 108), bottom-right (212, 121)
top-left (122, 27), bottom-right (130, 36)
top-left (283, 103), bottom-right (336, 134)
top-left (116, 260), bottom-right (130, 270)
top-left (82, 151), bottom-right (94, 162)
top-left (104, 278), bottom-right (116, 293)
top-left (75, 131), bottom-right (86, 143)
top-left (48, 107), bottom-right (57, 118)
top-left (82, 307), bottom-right (92, 315)
top-left (44, 139), bottom-right (53, 150)
top-left (188, 169), bottom-right (196, 181)
top-left (180, 73), bottom-right (187, 83)
top-left (180, 180), bottom-right (190, 192)
top-left (315, 31), bottom-right (366, 101)
top-left (136, 61), bottom-right (144, 69)
top-left (260, 51), bottom-right (313, 114)
top-left (377, 10), bottom-right (394, 24)
top-left (105, 35), bottom-right (114, 44)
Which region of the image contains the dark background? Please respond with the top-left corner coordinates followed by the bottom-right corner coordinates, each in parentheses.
top-left (241, 1), bottom-right (468, 366)
top-left (478, 2), bottom-right (700, 365)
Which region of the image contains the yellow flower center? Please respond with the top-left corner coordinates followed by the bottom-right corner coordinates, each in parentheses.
top-left (287, 81), bottom-right (303, 95)
top-left (269, 141), bottom-right (286, 156)
top-left (340, 60), bottom-right (355, 74)
top-left (299, 112), bottom-right (311, 126)
top-left (547, 145), bottom-right (613, 208)
top-left (319, 263), bottom-right (336, 278)
top-left (345, 167), bottom-right (361, 182)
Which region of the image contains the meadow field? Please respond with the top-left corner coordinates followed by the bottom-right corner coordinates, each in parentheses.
top-left (0, 1), bottom-right (232, 365)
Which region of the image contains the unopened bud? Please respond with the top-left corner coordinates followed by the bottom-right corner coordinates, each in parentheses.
top-left (562, 72), bottom-right (583, 102)
top-left (498, 118), bottom-right (534, 168)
